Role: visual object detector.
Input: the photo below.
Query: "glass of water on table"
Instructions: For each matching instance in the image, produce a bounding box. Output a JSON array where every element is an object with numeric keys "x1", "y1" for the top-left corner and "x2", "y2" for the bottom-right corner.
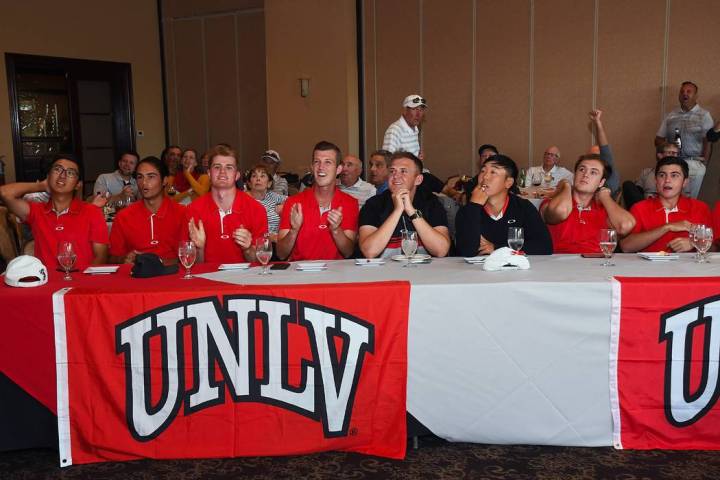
[
  {"x1": 599, "y1": 229, "x2": 617, "y2": 266},
  {"x1": 401, "y1": 229, "x2": 418, "y2": 267},
  {"x1": 178, "y1": 240, "x2": 197, "y2": 279},
  {"x1": 508, "y1": 227, "x2": 524, "y2": 252},
  {"x1": 255, "y1": 236, "x2": 273, "y2": 275},
  {"x1": 57, "y1": 241, "x2": 77, "y2": 281}
]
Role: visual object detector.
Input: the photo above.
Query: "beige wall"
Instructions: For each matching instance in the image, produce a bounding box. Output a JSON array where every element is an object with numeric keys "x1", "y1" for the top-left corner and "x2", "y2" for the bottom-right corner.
[
  {"x1": 264, "y1": 0, "x2": 358, "y2": 175},
  {"x1": 364, "y1": 0, "x2": 720, "y2": 184},
  {"x1": 162, "y1": 0, "x2": 267, "y2": 170},
  {"x1": 0, "y1": 1, "x2": 166, "y2": 182}
]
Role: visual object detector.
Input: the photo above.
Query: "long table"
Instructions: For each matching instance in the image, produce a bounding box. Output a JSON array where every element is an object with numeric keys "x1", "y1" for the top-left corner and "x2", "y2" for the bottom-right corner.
[{"x1": 2, "y1": 254, "x2": 718, "y2": 451}]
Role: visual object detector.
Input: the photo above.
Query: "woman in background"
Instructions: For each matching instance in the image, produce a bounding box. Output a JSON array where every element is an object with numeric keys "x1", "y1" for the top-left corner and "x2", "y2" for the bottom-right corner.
[
  {"x1": 167, "y1": 148, "x2": 209, "y2": 204},
  {"x1": 246, "y1": 164, "x2": 286, "y2": 242}
]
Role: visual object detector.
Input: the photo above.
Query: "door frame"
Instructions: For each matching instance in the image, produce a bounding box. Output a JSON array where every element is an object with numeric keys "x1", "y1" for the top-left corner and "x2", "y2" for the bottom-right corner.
[{"x1": 5, "y1": 53, "x2": 136, "y2": 182}]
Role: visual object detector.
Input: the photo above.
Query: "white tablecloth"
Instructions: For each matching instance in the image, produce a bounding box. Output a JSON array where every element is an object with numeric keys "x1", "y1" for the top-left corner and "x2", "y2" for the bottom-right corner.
[{"x1": 201, "y1": 254, "x2": 720, "y2": 446}]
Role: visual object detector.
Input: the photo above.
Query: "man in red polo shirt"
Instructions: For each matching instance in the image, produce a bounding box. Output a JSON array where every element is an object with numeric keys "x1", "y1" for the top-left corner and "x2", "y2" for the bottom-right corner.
[
  {"x1": 620, "y1": 157, "x2": 712, "y2": 253},
  {"x1": 109, "y1": 156, "x2": 185, "y2": 264},
  {"x1": 541, "y1": 154, "x2": 635, "y2": 253},
  {"x1": 0, "y1": 154, "x2": 108, "y2": 269},
  {"x1": 276, "y1": 141, "x2": 359, "y2": 261},
  {"x1": 185, "y1": 144, "x2": 268, "y2": 263}
]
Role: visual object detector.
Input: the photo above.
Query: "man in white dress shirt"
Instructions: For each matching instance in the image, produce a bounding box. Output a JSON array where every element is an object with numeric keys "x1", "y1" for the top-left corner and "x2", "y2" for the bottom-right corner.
[
  {"x1": 338, "y1": 155, "x2": 376, "y2": 208},
  {"x1": 526, "y1": 145, "x2": 573, "y2": 188}
]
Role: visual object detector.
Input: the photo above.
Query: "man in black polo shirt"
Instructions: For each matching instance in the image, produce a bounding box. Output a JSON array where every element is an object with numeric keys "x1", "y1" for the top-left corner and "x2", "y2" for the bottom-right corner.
[{"x1": 358, "y1": 152, "x2": 450, "y2": 258}]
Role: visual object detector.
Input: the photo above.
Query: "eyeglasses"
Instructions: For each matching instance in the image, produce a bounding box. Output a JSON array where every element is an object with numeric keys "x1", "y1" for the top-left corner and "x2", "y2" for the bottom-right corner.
[
  {"x1": 51, "y1": 165, "x2": 79, "y2": 178},
  {"x1": 543, "y1": 152, "x2": 559, "y2": 158},
  {"x1": 408, "y1": 97, "x2": 426, "y2": 106}
]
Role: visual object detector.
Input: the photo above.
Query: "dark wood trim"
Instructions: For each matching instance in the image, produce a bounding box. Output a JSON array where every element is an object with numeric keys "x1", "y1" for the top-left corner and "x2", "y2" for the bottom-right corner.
[
  {"x1": 5, "y1": 53, "x2": 136, "y2": 182},
  {"x1": 157, "y1": 0, "x2": 170, "y2": 147}
]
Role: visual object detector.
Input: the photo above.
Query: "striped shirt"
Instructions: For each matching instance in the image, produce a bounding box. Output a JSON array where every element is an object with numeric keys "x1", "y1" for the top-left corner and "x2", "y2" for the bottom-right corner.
[
  {"x1": 255, "y1": 191, "x2": 287, "y2": 233},
  {"x1": 382, "y1": 116, "x2": 420, "y2": 156},
  {"x1": 656, "y1": 104, "x2": 713, "y2": 158}
]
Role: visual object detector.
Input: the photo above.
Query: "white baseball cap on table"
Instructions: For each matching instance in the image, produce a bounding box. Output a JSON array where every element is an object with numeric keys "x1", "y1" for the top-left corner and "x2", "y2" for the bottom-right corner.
[
  {"x1": 483, "y1": 247, "x2": 530, "y2": 271},
  {"x1": 4, "y1": 255, "x2": 49, "y2": 288}
]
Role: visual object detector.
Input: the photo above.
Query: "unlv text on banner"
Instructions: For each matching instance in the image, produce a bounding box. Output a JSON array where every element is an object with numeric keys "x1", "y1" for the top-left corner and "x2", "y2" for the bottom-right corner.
[
  {"x1": 660, "y1": 295, "x2": 720, "y2": 427},
  {"x1": 115, "y1": 295, "x2": 375, "y2": 442}
]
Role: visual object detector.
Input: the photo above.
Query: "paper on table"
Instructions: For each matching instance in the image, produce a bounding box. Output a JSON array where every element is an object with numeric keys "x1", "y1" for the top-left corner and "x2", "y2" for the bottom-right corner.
[
  {"x1": 355, "y1": 258, "x2": 386, "y2": 266},
  {"x1": 218, "y1": 263, "x2": 251, "y2": 270},
  {"x1": 637, "y1": 252, "x2": 679, "y2": 261},
  {"x1": 83, "y1": 266, "x2": 120, "y2": 274},
  {"x1": 463, "y1": 256, "x2": 487, "y2": 264},
  {"x1": 297, "y1": 262, "x2": 328, "y2": 269}
]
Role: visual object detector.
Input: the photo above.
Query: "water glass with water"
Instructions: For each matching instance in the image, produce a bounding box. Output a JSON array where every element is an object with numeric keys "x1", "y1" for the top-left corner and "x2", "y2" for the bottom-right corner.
[
  {"x1": 508, "y1": 227, "x2": 524, "y2": 252},
  {"x1": 599, "y1": 229, "x2": 617, "y2": 266}
]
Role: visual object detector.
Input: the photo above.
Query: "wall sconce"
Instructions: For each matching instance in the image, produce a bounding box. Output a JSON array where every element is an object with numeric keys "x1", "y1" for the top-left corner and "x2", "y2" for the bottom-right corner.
[{"x1": 299, "y1": 78, "x2": 310, "y2": 98}]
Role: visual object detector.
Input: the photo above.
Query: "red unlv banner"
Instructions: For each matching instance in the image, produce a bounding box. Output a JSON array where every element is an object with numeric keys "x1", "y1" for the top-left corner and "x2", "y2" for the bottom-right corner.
[
  {"x1": 610, "y1": 276, "x2": 720, "y2": 449},
  {"x1": 52, "y1": 281, "x2": 409, "y2": 466}
]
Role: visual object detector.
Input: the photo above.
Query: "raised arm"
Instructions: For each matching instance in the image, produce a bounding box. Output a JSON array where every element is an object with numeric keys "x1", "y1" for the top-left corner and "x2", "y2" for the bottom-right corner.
[
  {"x1": 540, "y1": 180, "x2": 573, "y2": 225},
  {"x1": 590, "y1": 110, "x2": 608, "y2": 146},
  {"x1": 186, "y1": 172, "x2": 210, "y2": 196},
  {"x1": 0, "y1": 180, "x2": 47, "y2": 221},
  {"x1": 276, "y1": 202, "x2": 303, "y2": 260},
  {"x1": 595, "y1": 187, "x2": 635, "y2": 235}
]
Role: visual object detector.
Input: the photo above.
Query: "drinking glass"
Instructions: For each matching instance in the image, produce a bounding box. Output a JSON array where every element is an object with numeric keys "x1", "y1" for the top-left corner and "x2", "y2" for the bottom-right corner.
[
  {"x1": 543, "y1": 171, "x2": 553, "y2": 188},
  {"x1": 401, "y1": 229, "x2": 418, "y2": 268},
  {"x1": 693, "y1": 225, "x2": 713, "y2": 263},
  {"x1": 57, "y1": 241, "x2": 76, "y2": 281},
  {"x1": 599, "y1": 229, "x2": 617, "y2": 267},
  {"x1": 531, "y1": 171, "x2": 542, "y2": 187},
  {"x1": 689, "y1": 224, "x2": 701, "y2": 260},
  {"x1": 508, "y1": 227, "x2": 524, "y2": 252},
  {"x1": 255, "y1": 236, "x2": 273, "y2": 275},
  {"x1": 178, "y1": 241, "x2": 197, "y2": 279}
]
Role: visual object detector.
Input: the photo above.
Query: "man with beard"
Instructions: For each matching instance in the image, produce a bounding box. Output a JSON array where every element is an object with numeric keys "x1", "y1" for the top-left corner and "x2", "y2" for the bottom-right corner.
[{"x1": 92, "y1": 151, "x2": 139, "y2": 204}]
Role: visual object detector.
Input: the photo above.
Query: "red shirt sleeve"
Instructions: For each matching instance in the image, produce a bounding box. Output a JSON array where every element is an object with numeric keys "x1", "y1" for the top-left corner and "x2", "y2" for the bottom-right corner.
[
  {"x1": 694, "y1": 200, "x2": 713, "y2": 229},
  {"x1": 278, "y1": 195, "x2": 296, "y2": 231},
  {"x1": 25, "y1": 202, "x2": 41, "y2": 225},
  {"x1": 341, "y1": 195, "x2": 359, "y2": 231},
  {"x1": 88, "y1": 205, "x2": 109, "y2": 244},
  {"x1": 108, "y1": 214, "x2": 128, "y2": 257},
  {"x1": 629, "y1": 202, "x2": 646, "y2": 234}
]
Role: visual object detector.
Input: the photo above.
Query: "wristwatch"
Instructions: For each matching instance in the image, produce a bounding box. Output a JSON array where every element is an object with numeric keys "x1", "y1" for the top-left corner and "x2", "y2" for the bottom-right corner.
[{"x1": 409, "y1": 210, "x2": 423, "y2": 221}]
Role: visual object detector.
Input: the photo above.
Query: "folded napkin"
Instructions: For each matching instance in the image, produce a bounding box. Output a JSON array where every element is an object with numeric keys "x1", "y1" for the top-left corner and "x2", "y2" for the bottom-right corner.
[{"x1": 483, "y1": 247, "x2": 530, "y2": 271}]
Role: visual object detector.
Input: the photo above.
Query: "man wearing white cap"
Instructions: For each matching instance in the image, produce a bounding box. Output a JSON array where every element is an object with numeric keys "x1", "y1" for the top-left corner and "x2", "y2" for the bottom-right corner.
[
  {"x1": 382, "y1": 94, "x2": 427, "y2": 157},
  {"x1": 260, "y1": 150, "x2": 288, "y2": 196}
]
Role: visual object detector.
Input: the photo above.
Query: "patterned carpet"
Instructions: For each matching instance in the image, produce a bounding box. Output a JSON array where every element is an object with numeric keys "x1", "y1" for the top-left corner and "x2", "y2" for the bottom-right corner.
[{"x1": 3, "y1": 437, "x2": 720, "y2": 480}]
